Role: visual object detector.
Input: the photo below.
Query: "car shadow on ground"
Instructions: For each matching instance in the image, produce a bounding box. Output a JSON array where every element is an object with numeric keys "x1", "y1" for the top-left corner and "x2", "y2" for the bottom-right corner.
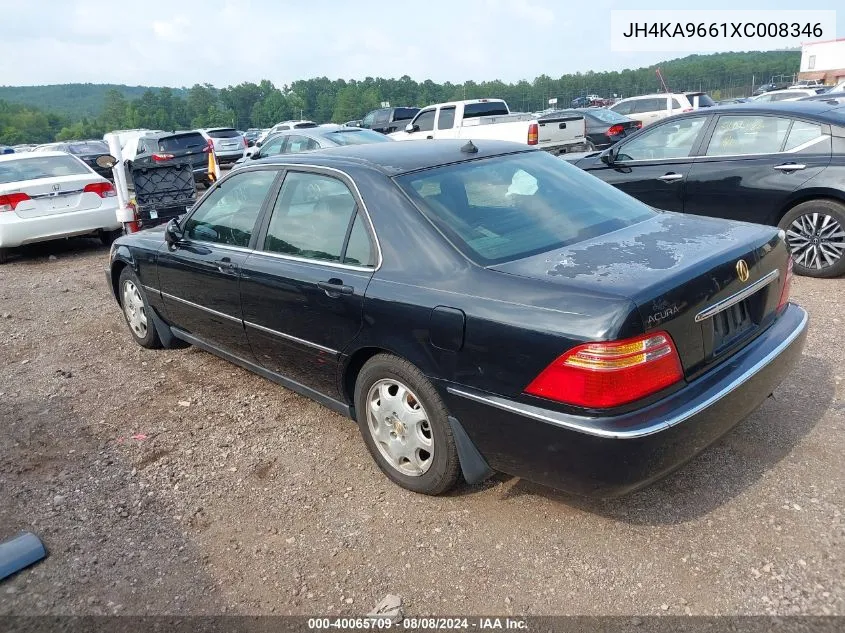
[
  {"x1": 485, "y1": 354, "x2": 835, "y2": 524},
  {"x1": 1, "y1": 237, "x2": 110, "y2": 266}
]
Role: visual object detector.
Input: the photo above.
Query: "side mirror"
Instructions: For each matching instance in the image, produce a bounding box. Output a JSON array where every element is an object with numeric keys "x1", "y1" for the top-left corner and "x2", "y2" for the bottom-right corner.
[
  {"x1": 247, "y1": 140, "x2": 255, "y2": 147},
  {"x1": 600, "y1": 148, "x2": 616, "y2": 165},
  {"x1": 405, "y1": 122, "x2": 416, "y2": 133},
  {"x1": 95, "y1": 154, "x2": 117, "y2": 169},
  {"x1": 250, "y1": 151, "x2": 260, "y2": 160},
  {"x1": 164, "y1": 218, "x2": 183, "y2": 246}
]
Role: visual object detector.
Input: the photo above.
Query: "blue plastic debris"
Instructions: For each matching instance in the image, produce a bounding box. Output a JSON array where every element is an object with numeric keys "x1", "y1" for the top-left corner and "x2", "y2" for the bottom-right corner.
[{"x1": 0, "y1": 532, "x2": 47, "y2": 581}]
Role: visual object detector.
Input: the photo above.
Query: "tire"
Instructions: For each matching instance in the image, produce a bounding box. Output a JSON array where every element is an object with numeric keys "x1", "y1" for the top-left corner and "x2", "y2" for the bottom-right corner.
[
  {"x1": 778, "y1": 199, "x2": 845, "y2": 278},
  {"x1": 0, "y1": 248, "x2": 8, "y2": 265},
  {"x1": 117, "y1": 267, "x2": 161, "y2": 349},
  {"x1": 354, "y1": 354, "x2": 460, "y2": 495},
  {"x1": 100, "y1": 229, "x2": 122, "y2": 247},
  {"x1": 586, "y1": 140, "x2": 597, "y2": 152}
]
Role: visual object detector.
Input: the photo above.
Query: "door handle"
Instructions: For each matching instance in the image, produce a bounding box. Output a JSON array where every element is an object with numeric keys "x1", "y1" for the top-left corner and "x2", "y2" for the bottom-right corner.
[
  {"x1": 558, "y1": 122, "x2": 566, "y2": 129},
  {"x1": 426, "y1": 135, "x2": 433, "y2": 140},
  {"x1": 773, "y1": 163, "x2": 806, "y2": 172},
  {"x1": 217, "y1": 257, "x2": 237, "y2": 274},
  {"x1": 658, "y1": 173, "x2": 684, "y2": 182},
  {"x1": 318, "y1": 280, "x2": 353, "y2": 297}
]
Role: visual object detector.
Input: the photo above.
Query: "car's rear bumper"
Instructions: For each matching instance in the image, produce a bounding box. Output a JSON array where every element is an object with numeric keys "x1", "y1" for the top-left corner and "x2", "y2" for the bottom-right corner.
[
  {"x1": 215, "y1": 151, "x2": 244, "y2": 164},
  {"x1": 442, "y1": 304, "x2": 808, "y2": 497},
  {"x1": 0, "y1": 203, "x2": 121, "y2": 248}
]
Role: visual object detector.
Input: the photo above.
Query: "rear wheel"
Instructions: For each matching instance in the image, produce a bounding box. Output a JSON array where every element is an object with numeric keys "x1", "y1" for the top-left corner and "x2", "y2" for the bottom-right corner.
[
  {"x1": 100, "y1": 229, "x2": 122, "y2": 246},
  {"x1": 779, "y1": 199, "x2": 845, "y2": 278},
  {"x1": 118, "y1": 267, "x2": 161, "y2": 349},
  {"x1": 354, "y1": 354, "x2": 460, "y2": 495}
]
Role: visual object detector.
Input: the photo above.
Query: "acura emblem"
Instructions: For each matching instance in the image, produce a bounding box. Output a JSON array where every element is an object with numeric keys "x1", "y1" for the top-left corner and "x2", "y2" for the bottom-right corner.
[
  {"x1": 52, "y1": 184, "x2": 60, "y2": 191},
  {"x1": 736, "y1": 259, "x2": 750, "y2": 283}
]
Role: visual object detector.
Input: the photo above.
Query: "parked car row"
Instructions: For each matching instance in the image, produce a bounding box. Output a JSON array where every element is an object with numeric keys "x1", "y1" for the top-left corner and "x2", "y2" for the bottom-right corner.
[{"x1": 566, "y1": 101, "x2": 845, "y2": 277}]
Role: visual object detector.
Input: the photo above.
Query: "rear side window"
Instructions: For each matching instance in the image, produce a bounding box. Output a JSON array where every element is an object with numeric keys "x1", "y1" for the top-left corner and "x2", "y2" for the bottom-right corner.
[
  {"x1": 584, "y1": 108, "x2": 629, "y2": 123},
  {"x1": 325, "y1": 130, "x2": 391, "y2": 146},
  {"x1": 438, "y1": 106, "x2": 456, "y2": 130},
  {"x1": 159, "y1": 133, "x2": 206, "y2": 152},
  {"x1": 670, "y1": 99, "x2": 682, "y2": 110},
  {"x1": 283, "y1": 135, "x2": 320, "y2": 153},
  {"x1": 691, "y1": 94, "x2": 716, "y2": 107},
  {"x1": 207, "y1": 129, "x2": 240, "y2": 138},
  {"x1": 392, "y1": 107, "x2": 419, "y2": 121},
  {"x1": 396, "y1": 151, "x2": 654, "y2": 265},
  {"x1": 0, "y1": 155, "x2": 89, "y2": 184},
  {"x1": 610, "y1": 101, "x2": 633, "y2": 115},
  {"x1": 706, "y1": 116, "x2": 791, "y2": 156},
  {"x1": 463, "y1": 102, "x2": 509, "y2": 118},
  {"x1": 784, "y1": 120, "x2": 825, "y2": 151},
  {"x1": 264, "y1": 172, "x2": 365, "y2": 265}
]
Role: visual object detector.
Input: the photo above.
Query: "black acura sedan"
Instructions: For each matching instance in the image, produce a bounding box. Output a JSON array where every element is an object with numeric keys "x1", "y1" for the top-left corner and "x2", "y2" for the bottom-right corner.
[
  {"x1": 106, "y1": 140, "x2": 807, "y2": 497},
  {"x1": 541, "y1": 108, "x2": 641, "y2": 150},
  {"x1": 568, "y1": 101, "x2": 845, "y2": 278}
]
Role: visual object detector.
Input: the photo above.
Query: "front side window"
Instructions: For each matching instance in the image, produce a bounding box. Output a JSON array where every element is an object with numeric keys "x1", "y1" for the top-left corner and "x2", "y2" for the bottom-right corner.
[
  {"x1": 616, "y1": 116, "x2": 707, "y2": 161},
  {"x1": 264, "y1": 171, "x2": 372, "y2": 266},
  {"x1": 610, "y1": 101, "x2": 633, "y2": 115},
  {"x1": 413, "y1": 109, "x2": 436, "y2": 132},
  {"x1": 362, "y1": 111, "x2": 377, "y2": 128},
  {"x1": 396, "y1": 151, "x2": 655, "y2": 265},
  {"x1": 259, "y1": 135, "x2": 285, "y2": 157},
  {"x1": 373, "y1": 109, "x2": 390, "y2": 126},
  {"x1": 183, "y1": 170, "x2": 278, "y2": 247},
  {"x1": 705, "y1": 116, "x2": 791, "y2": 156}
]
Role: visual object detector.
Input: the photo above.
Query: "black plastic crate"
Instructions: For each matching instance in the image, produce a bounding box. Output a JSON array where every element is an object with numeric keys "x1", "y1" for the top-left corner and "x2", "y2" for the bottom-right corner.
[{"x1": 129, "y1": 160, "x2": 197, "y2": 228}]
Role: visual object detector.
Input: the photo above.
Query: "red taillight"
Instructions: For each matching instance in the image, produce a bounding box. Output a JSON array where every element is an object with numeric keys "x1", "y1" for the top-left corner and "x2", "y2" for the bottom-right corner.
[
  {"x1": 242, "y1": 136, "x2": 248, "y2": 148},
  {"x1": 0, "y1": 192, "x2": 31, "y2": 212},
  {"x1": 83, "y1": 182, "x2": 116, "y2": 198},
  {"x1": 777, "y1": 256, "x2": 793, "y2": 312},
  {"x1": 152, "y1": 153, "x2": 174, "y2": 162},
  {"x1": 607, "y1": 124, "x2": 625, "y2": 136},
  {"x1": 203, "y1": 139, "x2": 214, "y2": 153},
  {"x1": 527, "y1": 123, "x2": 538, "y2": 145},
  {"x1": 525, "y1": 331, "x2": 683, "y2": 409}
]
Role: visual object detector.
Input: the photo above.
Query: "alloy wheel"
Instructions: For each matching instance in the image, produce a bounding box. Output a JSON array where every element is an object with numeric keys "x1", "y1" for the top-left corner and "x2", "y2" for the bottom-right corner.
[{"x1": 785, "y1": 212, "x2": 845, "y2": 271}]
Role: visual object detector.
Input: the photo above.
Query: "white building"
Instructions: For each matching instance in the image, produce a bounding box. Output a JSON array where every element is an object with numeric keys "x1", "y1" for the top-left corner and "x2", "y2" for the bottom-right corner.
[{"x1": 799, "y1": 38, "x2": 845, "y2": 85}]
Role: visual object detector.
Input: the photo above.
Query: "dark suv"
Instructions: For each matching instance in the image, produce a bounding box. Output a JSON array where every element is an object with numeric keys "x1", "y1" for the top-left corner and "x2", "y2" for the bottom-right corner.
[
  {"x1": 131, "y1": 131, "x2": 210, "y2": 184},
  {"x1": 360, "y1": 107, "x2": 420, "y2": 134}
]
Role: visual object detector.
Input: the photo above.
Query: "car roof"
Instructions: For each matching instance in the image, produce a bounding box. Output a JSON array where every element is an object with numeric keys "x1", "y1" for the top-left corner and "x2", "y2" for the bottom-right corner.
[
  {"x1": 251, "y1": 139, "x2": 534, "y2": 176},
  {"x1": 262, "y1": 126, "x2": 381, "y2": 143},
  {"x1": 0, "y1": 150, "x2": 72, "y2": 162},
  {"x1": 708, "y1": 100, "x2": 845, "y2": 117}
]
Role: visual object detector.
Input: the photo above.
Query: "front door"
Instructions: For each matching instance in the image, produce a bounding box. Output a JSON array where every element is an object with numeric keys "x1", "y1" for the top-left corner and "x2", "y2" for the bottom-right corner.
[
  {"x1": 240, "y1": 169, "x2": 377, "y2": 399},
  {"x1": 157, "y1": 168, "x2": 280, "y2": 359},
  {"x1": 582, "y1": 115, "x2": 709, "y2": 212},
  {"x1": 684, "y1": 114, "x2": 831, "y2": 224}
]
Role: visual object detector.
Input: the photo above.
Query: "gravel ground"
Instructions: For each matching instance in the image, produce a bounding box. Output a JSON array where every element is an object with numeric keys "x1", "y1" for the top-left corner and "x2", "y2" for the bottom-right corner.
[{"x1": 0, "y1": 238, "x2": 843, "y2": 617}]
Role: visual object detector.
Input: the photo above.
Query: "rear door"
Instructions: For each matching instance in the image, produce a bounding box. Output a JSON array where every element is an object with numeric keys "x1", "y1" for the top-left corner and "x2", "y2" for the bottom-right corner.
[
  {"x1": 582, "y1": 115, "x2": 710, "y2": 211},
  {"x1": 435, "y1": 106, "x2": 458, "y2": 139},
  {"x1": 684, "y1": 114, "x2": 831, "y2": 224},
  {"x1": 157, "y1": 168, "x2": 280, "y2": 359},
  {"x1": 240, "y1": 169, "x2": 377, "y2": 399}
]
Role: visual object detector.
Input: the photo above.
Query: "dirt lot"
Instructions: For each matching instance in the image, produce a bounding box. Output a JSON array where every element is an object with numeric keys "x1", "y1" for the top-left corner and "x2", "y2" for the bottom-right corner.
[{"x1": 0, "y1": 238, "x2": 843, "y2": 617}]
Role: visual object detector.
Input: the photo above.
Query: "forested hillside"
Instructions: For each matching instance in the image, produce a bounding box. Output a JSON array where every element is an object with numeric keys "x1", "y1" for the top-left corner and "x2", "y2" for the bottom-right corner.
[{"x1": 0, "y1": 50, "x2": 800, "y2": 145}]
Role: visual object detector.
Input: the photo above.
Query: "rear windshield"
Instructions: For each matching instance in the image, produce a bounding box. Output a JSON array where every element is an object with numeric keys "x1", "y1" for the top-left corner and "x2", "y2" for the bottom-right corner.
[
  {"x1": 396, "y1": 151, "x2": 655, "y2": 265},
  {"x1": 324, "y1": 129, "x2": 391, "y2": 146},
  {"x1": 0, "y1": 155, "x2": 89, "y2": 184},
  {"x1": 392, "y1": 108, "x2": 419, "y2": 121},
  {"x1": 68, "y1": 141, "x2": 109, "y2": 155},
  {"x1": 293, "y1": 122, "x2": 319, "y2": 129},
  {"x1": 207, "y1": 129, "x2": 240, "y2": 138},
  {"x1": 463, "y1": 102, "x2": 510, "y2": 118},
  {"x1": 159, "y1": 133, "x2": 207, "y2": 151},
  {"x1": 583, "y1": 108, "x2": 630, "y2": 123}
]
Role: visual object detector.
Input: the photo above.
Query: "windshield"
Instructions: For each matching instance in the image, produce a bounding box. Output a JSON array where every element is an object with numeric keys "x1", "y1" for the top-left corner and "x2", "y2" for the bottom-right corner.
[
  {"x1": 0, "y1": 155, "x2": 90, "y2": 184},
  {"x1": 159, "y1": 133, "x2": 207, "y2": 151},
  {"x1": 396, "y1": 151, "x2": 655, "y2": 265},
  {"x1": 325, "y1": 129, "x2": 391, "y2": 146},
  {"x1": 583, "y1": 108, "x2": 630, "y2": 123},
  {"x1": 68, "y1": 141, "x2": 109, "y2": 155}
]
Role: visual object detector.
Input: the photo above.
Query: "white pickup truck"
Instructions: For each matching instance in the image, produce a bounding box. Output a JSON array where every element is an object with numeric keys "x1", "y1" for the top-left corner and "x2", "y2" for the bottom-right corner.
[{"x1": 387, "y1": 99, "x2": 588, "y2": 154}]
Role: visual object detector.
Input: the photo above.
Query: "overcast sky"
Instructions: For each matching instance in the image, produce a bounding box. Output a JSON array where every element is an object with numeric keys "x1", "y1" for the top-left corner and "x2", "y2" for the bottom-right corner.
[{"x1": 0, "y1": 0, "x2": 841, "y2": 88}]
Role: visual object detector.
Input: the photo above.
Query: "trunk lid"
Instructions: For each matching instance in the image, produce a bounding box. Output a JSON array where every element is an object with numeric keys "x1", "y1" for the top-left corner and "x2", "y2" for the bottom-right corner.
[
  {"x1": 8, "y1": 174, "x2": 106, "y2": 218},
  {"x1": 490, "y1": 212, "x2": 788, "y2": 378}
]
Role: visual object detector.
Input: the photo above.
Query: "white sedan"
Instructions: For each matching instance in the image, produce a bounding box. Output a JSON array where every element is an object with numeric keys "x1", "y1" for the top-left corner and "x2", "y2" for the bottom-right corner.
[{"x1": 0, "y1": 151, "x2": 121, "y2": 264}]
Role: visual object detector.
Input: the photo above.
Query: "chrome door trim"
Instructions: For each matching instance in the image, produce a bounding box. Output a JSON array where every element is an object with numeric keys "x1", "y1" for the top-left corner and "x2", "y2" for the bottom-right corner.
[
  {"x1": 244, "y1": 320, "x2": 338, "y2": 355},
  {"x1": 160, "y1": 291, "x2": 242, "y2": 324}
]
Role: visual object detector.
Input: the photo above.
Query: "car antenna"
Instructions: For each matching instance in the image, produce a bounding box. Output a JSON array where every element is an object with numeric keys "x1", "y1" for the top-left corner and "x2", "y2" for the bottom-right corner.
[{"x1": 460, "y1": 140, "x2": 478, "y2": 154}]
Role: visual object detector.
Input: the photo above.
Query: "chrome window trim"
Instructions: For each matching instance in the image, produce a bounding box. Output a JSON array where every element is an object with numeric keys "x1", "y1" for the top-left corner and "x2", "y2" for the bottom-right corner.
[
  {"x1": 252, "y1": 163, "x2": 384, "y2": 271},
  {"x1": 244, "y1": 320, "x2": 338, "y2": 355},
  {"x1": 694, "y1": 270, "x2": 780, "y2": 323},
  {"x1": 247, "y1": 249, "x2": 375, "y2": 273},
  {"x1": 160, "y1": 291, "x2": 241, "y2": 324},
  {"x1": 447, "y1": 307, "x2": 807, "y2": 440},
  {"x1": 183, "y1": 241, "x2": 254, "y2": 254}
]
